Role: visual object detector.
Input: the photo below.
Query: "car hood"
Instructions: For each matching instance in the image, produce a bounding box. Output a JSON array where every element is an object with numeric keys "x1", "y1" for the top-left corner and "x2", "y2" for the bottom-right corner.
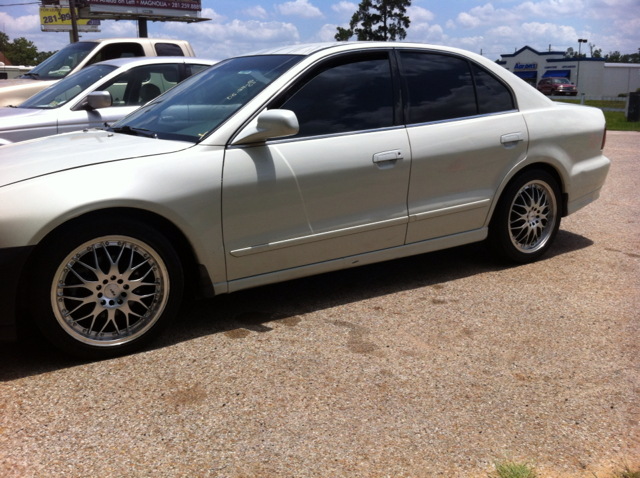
[
  {"x1": 0, "y1": 130, "x2": 194, "y2": 188},
  {"x1": 0, "y1": 78, "x2": 41, "y2": 88}
]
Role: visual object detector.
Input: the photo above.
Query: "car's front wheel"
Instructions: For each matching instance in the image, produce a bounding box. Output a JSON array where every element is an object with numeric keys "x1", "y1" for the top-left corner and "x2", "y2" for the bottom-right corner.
[
  {"x1": 29, "y1": 219, "x2": 184, "y2": 359},
  {"x1": 489, "y1": 170, "x2": 561, "y2": 263}
]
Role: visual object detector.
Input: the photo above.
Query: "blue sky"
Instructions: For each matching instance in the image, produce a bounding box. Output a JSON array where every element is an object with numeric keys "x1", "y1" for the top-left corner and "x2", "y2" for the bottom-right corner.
[{"x1": 1, "y1": 0, "x2": 639, "y2": 62}]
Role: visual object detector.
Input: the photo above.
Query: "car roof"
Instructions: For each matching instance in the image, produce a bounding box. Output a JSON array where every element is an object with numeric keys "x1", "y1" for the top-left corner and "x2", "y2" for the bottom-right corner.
[
  {"x1": 77, "y1": 38, "x2": 190, "y2": 45},
  {"x1": 94, "y1": 57, "x2": 217, "y2": 68},
  {"x1": 238, "y1": 41, "x2": 472, "y2": 58}
]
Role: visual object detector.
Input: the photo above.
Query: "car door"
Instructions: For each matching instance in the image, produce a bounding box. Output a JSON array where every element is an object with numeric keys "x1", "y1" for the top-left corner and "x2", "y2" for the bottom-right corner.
[
  {"x1": 396, "y1": 51, "x2": 529, "y2": 244},
  {"x1": 222, "y1": 51, "x2": 412, "y2": 280},
  {"x1": 57, "y1": 63, "x2": 183, "y2": 134}
]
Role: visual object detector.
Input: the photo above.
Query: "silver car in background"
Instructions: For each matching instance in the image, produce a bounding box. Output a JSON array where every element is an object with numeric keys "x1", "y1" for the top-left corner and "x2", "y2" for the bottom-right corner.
[
  {"x1": 0, "y1": 42, "x2": 610, "y2": 359},
  {"x1": 0, "y1": 57, "x2": 216, "y2": 145}
]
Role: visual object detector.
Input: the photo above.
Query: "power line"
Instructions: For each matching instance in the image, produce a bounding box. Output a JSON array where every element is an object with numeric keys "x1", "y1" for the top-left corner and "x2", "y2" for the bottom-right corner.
[{"x1": 0, "y1": 2, "x2": 41, "y2": 6}]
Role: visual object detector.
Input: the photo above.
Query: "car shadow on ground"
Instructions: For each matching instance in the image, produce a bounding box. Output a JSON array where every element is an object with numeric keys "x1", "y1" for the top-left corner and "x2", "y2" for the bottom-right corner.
[{"x1": 0, "y1": 229, "x2": 593, "y2": 381}]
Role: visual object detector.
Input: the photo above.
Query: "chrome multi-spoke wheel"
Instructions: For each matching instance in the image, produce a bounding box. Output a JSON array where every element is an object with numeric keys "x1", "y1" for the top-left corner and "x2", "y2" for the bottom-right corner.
[
  {"x1": 508, "y1": 180, "x2": 557, "y2": 253},
  {"x1": 52, "y1": 236, "x2": 170, "y2": 347},
  {"x1": 489, "y1": 170, "x2": 562, "y2": 263},
  {"x1": 31, "y1": 220, "x2": 183, "y2": 359}
]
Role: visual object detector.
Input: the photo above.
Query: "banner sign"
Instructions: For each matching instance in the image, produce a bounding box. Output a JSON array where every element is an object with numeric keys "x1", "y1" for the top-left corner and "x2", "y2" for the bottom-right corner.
[
  {"x1": 86, "y1": 0, "x2": 201, "y2": 11},
  {"x1": 40, "y1": 7, "x2": 101, "y2": 31}
]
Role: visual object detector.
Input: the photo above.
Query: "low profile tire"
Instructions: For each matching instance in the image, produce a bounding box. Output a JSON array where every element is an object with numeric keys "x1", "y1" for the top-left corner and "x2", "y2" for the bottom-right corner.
[
  {"x1": 489, "y1": 170, "x2": 562, "y2": 264},
  {"x1": 29, "y1": 219, "x2": 184, "y2": 359}
]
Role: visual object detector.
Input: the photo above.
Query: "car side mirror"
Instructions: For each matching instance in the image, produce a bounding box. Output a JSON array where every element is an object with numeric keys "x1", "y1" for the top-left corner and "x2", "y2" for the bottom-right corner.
[
  {"x1": 231, "y1": 109, "x2": 299, "y2": 145},
  {"x1": 85, "y1": 91, "x2": 112, "y2": 110}
]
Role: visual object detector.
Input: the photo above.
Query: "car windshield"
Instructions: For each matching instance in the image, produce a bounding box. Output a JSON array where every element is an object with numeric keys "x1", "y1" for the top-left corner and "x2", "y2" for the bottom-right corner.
[
  {"x1": 554, "y1": 79, "x2": 572, "y2": 84},
  {"x1": 19, "y1": 64, "x2": 117, "y2": 109},
  {"x1": 110, "y1": 55, "x2": 303, "y2": 143},
  {"x1": 22, "y1": 42, "x2": 98, "y2": 81}
]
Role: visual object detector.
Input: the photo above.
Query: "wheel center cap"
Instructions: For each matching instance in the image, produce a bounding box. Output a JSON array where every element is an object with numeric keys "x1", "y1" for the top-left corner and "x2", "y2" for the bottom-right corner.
[{"x1": 104, "y1": 284, "x2": 121, "y2": 298}]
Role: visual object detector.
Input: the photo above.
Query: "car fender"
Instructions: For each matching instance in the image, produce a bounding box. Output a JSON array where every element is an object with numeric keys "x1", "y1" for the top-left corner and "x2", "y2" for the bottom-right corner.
[
  {"x1": 0, "y1": 144, "x2": 227, "y2": 288},
  {"x1": 485, "y1": 104, "x2": 609, "y2": 225}
]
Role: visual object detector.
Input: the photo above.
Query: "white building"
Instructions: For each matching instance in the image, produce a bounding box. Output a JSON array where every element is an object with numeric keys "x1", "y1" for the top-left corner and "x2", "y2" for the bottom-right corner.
[{"x1": 498, "y1": 46, "x2": 640, "y2": 97}]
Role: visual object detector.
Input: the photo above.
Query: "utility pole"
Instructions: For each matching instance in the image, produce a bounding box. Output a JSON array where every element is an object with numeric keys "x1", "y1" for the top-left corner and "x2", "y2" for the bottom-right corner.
[{"x1": 68, "y1": 0, "x2": 80, "y2": 43}]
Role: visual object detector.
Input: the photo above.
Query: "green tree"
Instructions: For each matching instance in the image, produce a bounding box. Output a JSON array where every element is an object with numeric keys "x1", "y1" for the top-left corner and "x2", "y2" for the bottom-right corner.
[
  {"x1": 35, "y1": 50, "x2": 57, "y2": 64},
  {"x1": 335, "y1": 0, "x2": 411, "y2": 42},
  {"x1": 605, "y1": 48, "x2": 640, "y2": 63},
  {"x1": 4, "y1": 37, "x2": 39, "y2": 66},
  {"x1": 564, "y1": 47, "x2": 586, "y2": 59}
]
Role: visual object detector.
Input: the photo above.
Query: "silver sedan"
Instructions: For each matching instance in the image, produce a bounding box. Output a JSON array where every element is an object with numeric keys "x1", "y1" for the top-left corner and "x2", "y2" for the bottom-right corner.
[
  {"x1": 0, "y1": 56, "x2": 216, "y2": 145},
  {"x1": 0, "y1": 42, "x2": 610, "y2": 359}
]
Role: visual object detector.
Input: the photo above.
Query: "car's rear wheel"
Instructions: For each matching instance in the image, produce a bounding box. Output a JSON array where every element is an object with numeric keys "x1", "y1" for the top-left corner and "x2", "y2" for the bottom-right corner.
[
  {"x1": 489, "y1": 170, "x2": 561, "y2": 263},
  {"x1": 29, "y1": 219, "x2": 184, "y2": 359}
]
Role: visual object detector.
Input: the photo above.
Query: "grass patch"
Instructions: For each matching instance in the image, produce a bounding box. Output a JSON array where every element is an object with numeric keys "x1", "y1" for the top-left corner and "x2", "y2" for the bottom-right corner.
[
  {"x1": 610, "y1": 463, "x2": 640, "y2": 478},
  {"x1": 554, "y1": 99, "x2": 625, "y2": 109},
  {"x1": 603, "y1": 111, "x2": 640, "y2": 132},
  {"x1": 489, "y1": 457, "x2": 538, "y2": 478}
]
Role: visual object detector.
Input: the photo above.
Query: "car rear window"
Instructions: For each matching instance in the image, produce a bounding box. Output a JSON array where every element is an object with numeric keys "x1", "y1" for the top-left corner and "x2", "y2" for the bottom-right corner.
[
  {"x1": 155, "y1": 43, "x2": 185, "y2": 56},
  {"x1": 399, "y1": 51, "x2": 515, "y2": 124}
]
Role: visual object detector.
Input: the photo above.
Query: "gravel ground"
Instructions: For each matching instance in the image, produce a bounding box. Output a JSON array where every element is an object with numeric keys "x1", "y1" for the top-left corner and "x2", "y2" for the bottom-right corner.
[{"x1": 1, "y1": 132, "x2": 638, "y2": 478}]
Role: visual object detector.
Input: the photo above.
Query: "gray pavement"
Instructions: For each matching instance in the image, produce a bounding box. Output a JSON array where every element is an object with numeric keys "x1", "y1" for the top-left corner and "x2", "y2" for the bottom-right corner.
[{"x1": 1, "y1": 131, "x2": 638, "y2": 477}]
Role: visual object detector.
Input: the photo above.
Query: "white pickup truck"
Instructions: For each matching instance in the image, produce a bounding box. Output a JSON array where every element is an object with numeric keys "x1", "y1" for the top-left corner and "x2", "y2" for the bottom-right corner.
[{"x1": 0, "y1": 38, "x2": 195, "y2": 106}]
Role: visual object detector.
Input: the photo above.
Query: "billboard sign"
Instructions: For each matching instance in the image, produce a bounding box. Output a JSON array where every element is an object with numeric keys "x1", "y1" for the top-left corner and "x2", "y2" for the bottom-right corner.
[
  {"x1": 87, "y1": 0, "x2": 201, "y2": 12},
  {"x1": 40, "y1": 7, "x2": 101, "y2": 32}
]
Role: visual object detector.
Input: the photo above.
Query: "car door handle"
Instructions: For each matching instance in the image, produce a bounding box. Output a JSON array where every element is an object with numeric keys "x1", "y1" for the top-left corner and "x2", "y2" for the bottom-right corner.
[
  {"x1": 500, "y1": 133, "x2": 524, "y2": 144},
  {"x1": 373, "y1": 150, "x2": 403, "y2": 163}
]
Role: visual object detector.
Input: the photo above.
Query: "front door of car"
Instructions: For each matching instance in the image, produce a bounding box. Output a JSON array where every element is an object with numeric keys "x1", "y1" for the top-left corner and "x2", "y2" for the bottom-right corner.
[
  {"x1": 396, "y1": 51, "x2": 529, "y2": 244},
  {"x1": 222, "y1": 52, "x2": 412, "y2": 281},
  {"x1": 57, "y1": 63, "x2": 182, "y2": 134}
]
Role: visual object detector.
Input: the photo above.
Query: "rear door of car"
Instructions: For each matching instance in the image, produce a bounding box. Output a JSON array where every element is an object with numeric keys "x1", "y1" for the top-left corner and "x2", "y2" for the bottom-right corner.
[
  {"x1": 397, "y1": 50, "x2": 529, "y2": 244},
  {"x1": 221, "y1": 51, "x2": 412, "y2": 280}
]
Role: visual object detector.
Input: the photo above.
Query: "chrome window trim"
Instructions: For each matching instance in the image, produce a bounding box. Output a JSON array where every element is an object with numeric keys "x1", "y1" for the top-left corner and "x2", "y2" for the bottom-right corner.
[
  {"x1": 228, "y1": 125, "x2": 407, "y2": 149},
  {"x1": 405, "y1": 109, "x2": 519, "y2": 129}
]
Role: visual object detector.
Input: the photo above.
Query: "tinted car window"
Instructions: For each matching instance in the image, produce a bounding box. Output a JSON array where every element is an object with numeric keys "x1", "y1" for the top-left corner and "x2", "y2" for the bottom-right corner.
[
  {"x1": 399, "y1": 52, "x2": 476, "y2": 124},
  {"x1": 112, "y1": 55, "x2": 302, "y2": 143},
  {"x1": 86, "y1": 43, "x2": 146, "y2": 66},
  {"x1": 186, "y1": 64, "x2": 211, "y2": 77},
  {"x1": 471, "y1": 64, "x2": 514, "y2": 114},
  {"x1": 97, "y1": 64, "x2": 181, "y2": 106},
  {"x1": 155, "y1": 43, "x2": 185, "y2": 56},
  {"x1": 19, "y1": 64, "x2": 117, "y2": 109},
  {"x1": 25, "y1": 42, "x2": 98, "y2": 80},
  {"x1": 279, "y1": 55, "x2": 394, "y2": 138}
]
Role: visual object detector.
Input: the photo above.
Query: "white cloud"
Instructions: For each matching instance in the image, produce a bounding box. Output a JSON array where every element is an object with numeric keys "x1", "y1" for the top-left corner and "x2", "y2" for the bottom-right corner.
[
  {"x1": 165, "y1": 18, "x2": 300, "y2": 59},
  {"x1": 242, "y1": 6, "x2": 269, "y2": 19},
  {"x1": 275, "y1": 0, "x2": 323, "y2": 18},
  {"x1": 407, "y1": 23, "x2": 446, "y2": 44},
  {"x1": 200, "y1": 8, "x2": 227, "y2": 23},
  {"x1": 315, "y1": 23, "x2": 340, "y2": 41},
  {"x1": 446, "y1": 19, "x2": 456, "y2": 29},
  {"x1": 101, "y1": 20, "x2": 138, "y2": 38},
  {"x1": 331, "y1": 1, "x2": 357, "y2": 17},
  {"x1": 407, "y1": 6, "x2": 435, "y2": 23}
]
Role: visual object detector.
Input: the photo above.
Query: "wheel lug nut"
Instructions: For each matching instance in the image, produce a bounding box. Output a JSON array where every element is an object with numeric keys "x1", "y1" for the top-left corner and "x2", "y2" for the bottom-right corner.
[
  {"x1": 117, "y1": 279, "x2": 123, "y2": 284},
  {"x1": 117, "y1": 299, "x2": 123, "y2": 305},
  {"x1": 123, "y1": 285, "x2": 129, "y2": 290},
  {"x1": 122, "y1": 292, "x2": 127, "y2": 297},
  {"x1": 100, "y1": 300, "x2": 106, "y2": 305},
  {"x1": 98, "y1": 293, "x2": 103, "y2": 298},
  {"x1": 96, "y1": 285, "x2": 102, "y2": 290},
  {"x1": 109, "y1": 300, "x2": 114, "y2": 306},
  {"x1": 110, "y1": 275, "x2": 116, "y2": 280},
  {"x1": 103, "y1": 280, "x2": 108, "y2": 284}
]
